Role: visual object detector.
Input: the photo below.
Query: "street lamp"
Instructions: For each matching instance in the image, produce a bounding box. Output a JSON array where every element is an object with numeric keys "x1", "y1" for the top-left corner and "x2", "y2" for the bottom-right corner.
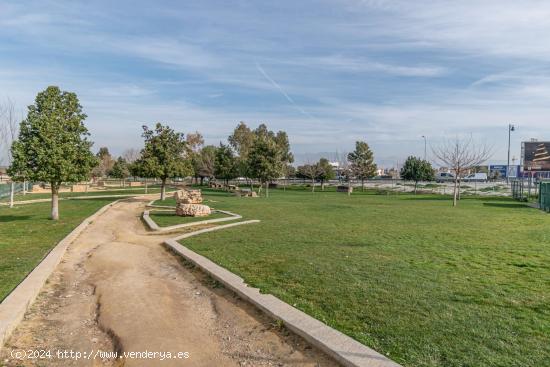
[
  {"x1": 507, "y1": 124, "x2": 516, "y2": 183},
  {"x1": 421, "y1": 135, "x2": 427, "y2": 160}
]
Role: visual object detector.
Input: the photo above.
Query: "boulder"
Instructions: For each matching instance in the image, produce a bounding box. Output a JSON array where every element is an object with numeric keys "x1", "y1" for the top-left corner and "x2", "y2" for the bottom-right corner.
[
  {"x1": 174, "y1": 189, "x2": 211, "y2": 216},
  {"x1": 174, "y1": 189, "x2": 203, "y2": 204},
  {"x1": 175, "y1": 204, "x2": 211, "y2": 217}
]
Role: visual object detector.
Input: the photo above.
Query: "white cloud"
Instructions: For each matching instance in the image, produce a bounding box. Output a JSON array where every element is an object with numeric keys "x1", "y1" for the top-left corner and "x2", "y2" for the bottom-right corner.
[{"x1": 307, "y1": 55, "x2": 448, "y2": 77}]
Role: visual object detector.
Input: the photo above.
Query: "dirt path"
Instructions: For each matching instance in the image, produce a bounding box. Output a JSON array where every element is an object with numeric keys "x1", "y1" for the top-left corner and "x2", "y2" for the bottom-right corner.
[{"x1": 1, "y1": 198, "x2": 337, "y2": 367}]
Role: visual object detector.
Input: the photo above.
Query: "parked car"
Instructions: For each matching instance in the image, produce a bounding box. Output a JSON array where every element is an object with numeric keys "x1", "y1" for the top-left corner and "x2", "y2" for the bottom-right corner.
[
  {"x1": 462, "y1": 173, "x2": 488, "y2": 182},
  {"x1": 435, "y1": 172, "x2": 455, "y2": 182}
]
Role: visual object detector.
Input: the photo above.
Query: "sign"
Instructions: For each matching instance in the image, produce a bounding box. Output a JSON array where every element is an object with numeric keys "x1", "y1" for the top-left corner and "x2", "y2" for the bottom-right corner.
[
  {"x1": 522, "y1": 141, "x2": 550, "y2": 171},
  {"x1": 489, "y1": 165, "x2": 519, "y2": 178}
]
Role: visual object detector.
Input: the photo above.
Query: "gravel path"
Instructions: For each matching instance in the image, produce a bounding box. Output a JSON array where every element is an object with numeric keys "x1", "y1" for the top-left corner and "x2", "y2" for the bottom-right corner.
[{"x1": 1, "y1": 197, "x2": 336, "y2": 367}]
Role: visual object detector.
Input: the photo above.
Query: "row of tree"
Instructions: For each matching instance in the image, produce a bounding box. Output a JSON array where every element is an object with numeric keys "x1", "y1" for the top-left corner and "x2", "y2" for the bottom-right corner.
[{"x1": 4, "y1": 85, "x2": 487, "y2": 220}]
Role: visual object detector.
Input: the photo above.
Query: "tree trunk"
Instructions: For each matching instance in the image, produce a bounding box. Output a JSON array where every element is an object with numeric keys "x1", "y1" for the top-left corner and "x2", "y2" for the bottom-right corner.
[
  {"x1": 9, "y1": 181, "x2": 14, "y2": 208},
  {"x1": 51, "y1": 184, "x2": 59, "y2": 220},
  {"x1": 361, "y1": 178, "x2": 365, "y2": 191},
  {"x1": 23, "y1": 180, "x2": 27, "y2": 195},
  {"x1": 266, "y1": 181, "x2": 269, "y2": 198},
  {"x1": 458, "y1": 179, "x2": 462, "y2": 200},
  {"x1": 453, "y1": 178, "x2": 458, "y2": 207},
  {"x1": 160, "y1": 178, "x2": 166, "y2": 200},
  {"x1": 144, "y1": 178, "x2": 148, "y2": 194},
  {"x1": 414, "y1": 181, "x2": 418, "y2": 194},
  {"x1": 311, "y1": 178, "x2": 315, "y2": 192},
  {"x1": 200, "y1": 177, "x2": 204, "y2": 186},
  {"x1": 321, "y1": 180, "x2": 325, "y2": 191}
]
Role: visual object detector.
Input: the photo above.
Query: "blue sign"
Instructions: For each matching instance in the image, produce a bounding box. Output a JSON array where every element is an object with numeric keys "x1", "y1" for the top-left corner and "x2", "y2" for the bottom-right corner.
[{"x1": 489, "y1": 165, "x2": 519, "y2": 178}]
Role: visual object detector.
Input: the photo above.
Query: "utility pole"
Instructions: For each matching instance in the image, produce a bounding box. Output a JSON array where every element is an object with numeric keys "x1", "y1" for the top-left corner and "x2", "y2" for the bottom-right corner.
[
  {"x1": 422, "y1": 135, "x2": 427, "y2": 160},
  {"x1": 507, "y1": 124, "x2": 515, "y2": 184}
]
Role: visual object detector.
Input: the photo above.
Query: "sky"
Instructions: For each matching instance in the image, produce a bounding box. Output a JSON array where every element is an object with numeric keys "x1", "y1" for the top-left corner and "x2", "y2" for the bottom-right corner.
[{"x1": 1, "y1": 0, "x2": 550, "y2": 166}]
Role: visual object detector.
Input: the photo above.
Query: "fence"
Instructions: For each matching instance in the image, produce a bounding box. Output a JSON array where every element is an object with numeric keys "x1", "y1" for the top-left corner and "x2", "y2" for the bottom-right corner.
[
  {"x1": 539, "y1": 182, "x2": 550, "y2": 212},
  {"x1": 0, "y1": 182, "x2": 33, "y2": 200},
  {"x1": 511, "y1": 180, "x2": 525, "y2": 201}
]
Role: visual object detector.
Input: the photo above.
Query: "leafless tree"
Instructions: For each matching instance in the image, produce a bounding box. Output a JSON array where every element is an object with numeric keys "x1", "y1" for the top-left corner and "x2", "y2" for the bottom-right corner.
[
  {"x1": 297, "y1": 160, "x2": 321, "y2": 192},
  {"x1": 0, "y1": 98, "x2": 18, "y2": 163},
  {"x1": 432, "y1": 137, "x2": 492, "y2": 206},
  {"x1": 121, "y1": 148, "x2": 140, "y2": 163},
  {"x1": 335, "y1": 150, "x2": 352, "y2": 195},
  {"x1": 0, "y1": 98, "x2": 20, "y2": 207}
]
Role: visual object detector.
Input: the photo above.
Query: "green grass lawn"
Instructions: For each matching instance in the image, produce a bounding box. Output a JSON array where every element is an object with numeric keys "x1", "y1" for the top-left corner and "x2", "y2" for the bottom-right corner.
[
  {"x1": 148, "y1": 210, "x2": 230, "y2": 227},
  {"x1": 180, "y1": 187, "x2": 550, "y2": 367},
  {"x1": 0, "y1": 197, "x2": 118, "y2": 301}
]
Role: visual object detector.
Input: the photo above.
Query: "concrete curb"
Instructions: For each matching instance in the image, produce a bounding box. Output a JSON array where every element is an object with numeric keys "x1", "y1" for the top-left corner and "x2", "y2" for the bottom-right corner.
[
  {"x1": 0, "y1": 199, "x2": 121, "y2": 350},
  {"x1": 142, "y1": 209, "x2": 242, "y2": 232},
  {"x1": 145, "y1": 198, "x2": 177, "y2": 209},
  {"x1": 164, "y1": 225, "x2": 402, "y2": 367}
]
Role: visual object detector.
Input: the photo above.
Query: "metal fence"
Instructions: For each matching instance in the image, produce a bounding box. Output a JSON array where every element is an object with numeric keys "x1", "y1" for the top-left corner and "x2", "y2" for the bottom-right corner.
[
  {"x1": 0, "y1": 182, "x2": 33, "y2": 200},
  {"x1": 539, "y1": 182, "x2": 550, "y2": 212},
  {"x1": 511, "y1": 180, "x2": 525, "y2": 201}
]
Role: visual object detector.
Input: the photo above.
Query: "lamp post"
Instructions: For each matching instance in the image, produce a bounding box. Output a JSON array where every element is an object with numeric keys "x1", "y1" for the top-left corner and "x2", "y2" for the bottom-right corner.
[
  {"x1": 507, "y1": 124, "x2": 515, "y2": 183},
  {"x1": 421, "y1": 135, "x2": 427, "y2": 160}
]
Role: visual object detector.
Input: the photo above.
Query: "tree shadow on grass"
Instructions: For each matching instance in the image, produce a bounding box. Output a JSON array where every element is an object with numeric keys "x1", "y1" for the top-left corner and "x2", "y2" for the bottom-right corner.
[
  {"x1": 403, "y1": 195, "x2": 514, "y2": 203},
  {"x1": 482, "y1": 202, "x2": 532, "y2": 209},
  {"x1": 0, "y1": 215, "x2": 32, "y2": 222}
]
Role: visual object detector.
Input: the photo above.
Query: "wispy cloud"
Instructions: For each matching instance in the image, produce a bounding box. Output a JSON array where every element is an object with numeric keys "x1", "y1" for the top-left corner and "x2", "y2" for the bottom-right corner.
[
  {"x1": 306, "y1": 55, "x2": 448, "y2": 77},
  {"x1": 255, "y1": 63, "x2": 318, "y2": 120},
  {"x1": 2, "y1": 0, "x2": 550, "y2": 165}
]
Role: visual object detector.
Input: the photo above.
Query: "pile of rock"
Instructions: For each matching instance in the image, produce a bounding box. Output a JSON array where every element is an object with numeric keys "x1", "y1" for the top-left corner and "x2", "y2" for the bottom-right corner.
[{"x1": 174, "y1": 189, "x2": 211, "y2": 217}]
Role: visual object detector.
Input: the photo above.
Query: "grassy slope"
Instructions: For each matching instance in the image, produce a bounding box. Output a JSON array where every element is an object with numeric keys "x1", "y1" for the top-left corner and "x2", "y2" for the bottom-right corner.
[
  {"x1": 0, "y1": 197, "x2": 118, "y2": 301},
  {"x1": 181, "y1": 187, "x2": 550, "y2": 367},
  {"x1": 148, "y1": 210, "x2": 228, "y2": 227}
]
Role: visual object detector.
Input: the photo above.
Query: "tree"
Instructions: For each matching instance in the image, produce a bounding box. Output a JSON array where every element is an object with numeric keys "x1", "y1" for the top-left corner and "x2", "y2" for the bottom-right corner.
[
  {"x1": 187, "y1": 131, "x2": 204, "y2": 184},
  {"x1": 348, "y1": 141, "x2": 377, "y2": 191},
  {"x1": 248, "y1": 136, "x2": 285, "y2": 197},
  {"x1": 91, "y1": 147, "x2": 115, "y2": 179},
  {"x1": 317, "y1": 158, "x2": 335, "y2": 191},
  {"x1": 229, "y1": 122, "x2": 255, "y2": 158},
  {"x1": 8, "y1": 86, "x2": 97, "y2": 220},
  {"x1": 135, "y1": 123, "x2": 192, "y2": 201},
  {"x1": 400, "y1": 156, "x2": 435, "y2": 194},
  {"x1": 432, "y1": 137, "x2": 492, "y2": 206},
  {"x1": 297, "y1": 163, "x2": 321, "y2": 192},
  {"x1": 214, "y1": 143, "x2": 238, "y2": 186},
  {"x1": 228, "y1": 122, "x2": 256, "y2": 186},
  {"x1": 122, "y1": 148, "x2": 140, "y2": 164},
  {"x1": 195, "y1": 145, "x2": 217, "y2": 185},
  {"x1": 0, "y1": 98, "x2": 19, "y2": 207},
  {"x1": 111, "y1": 157, "x2": 130, "y2": 185},
  {"x1": 228, "y1": 122, "x2": 294, "y2": 192}
]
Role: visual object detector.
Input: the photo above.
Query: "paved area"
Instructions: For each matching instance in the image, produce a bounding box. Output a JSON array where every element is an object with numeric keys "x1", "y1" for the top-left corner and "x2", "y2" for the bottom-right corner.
[{"x1": 1, "y1": 198, "x2": 337, "y2": 366}]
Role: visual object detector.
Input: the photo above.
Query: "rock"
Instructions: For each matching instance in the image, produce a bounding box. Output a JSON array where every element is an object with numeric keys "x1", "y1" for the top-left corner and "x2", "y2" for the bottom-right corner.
[
  {"x1": 174, "y1": 189, "x2": 212, "y2": 216},
  {"x1": 176, "y1": 204, "x2": 211, "y2": 217},
  {"x1": 174, "y1": 189, "x2": 203, "y2": 204}
]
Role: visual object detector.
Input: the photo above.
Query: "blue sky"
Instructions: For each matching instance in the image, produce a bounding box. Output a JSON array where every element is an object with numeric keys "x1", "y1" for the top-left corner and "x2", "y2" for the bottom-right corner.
[{"x1": 2, "y1": 0, "x2": 550, "y2": 166}]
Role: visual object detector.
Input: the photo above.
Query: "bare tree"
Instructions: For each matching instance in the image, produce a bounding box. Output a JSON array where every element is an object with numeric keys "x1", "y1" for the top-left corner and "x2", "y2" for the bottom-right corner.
[
  {"x1": 0, "y1": 98, "x2": 20, "y2": 207},
  {"x1": 432, "y1": 137, "x2": 492, "y2": 206},
  {"x1": 335, "y1": 150, "x2": 352, "y2": 195},
  {"x1": 122, "y1": 148, "x2": 140, "y2": 163},
  {"x1": 297, "y1": 161, "x2": 321, "y2": 192}
]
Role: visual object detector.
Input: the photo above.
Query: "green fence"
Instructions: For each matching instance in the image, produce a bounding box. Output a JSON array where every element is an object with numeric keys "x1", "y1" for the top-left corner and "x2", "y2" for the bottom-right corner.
[{"x1": 539, "y1": 182, "x2": 550, "y2": 212}]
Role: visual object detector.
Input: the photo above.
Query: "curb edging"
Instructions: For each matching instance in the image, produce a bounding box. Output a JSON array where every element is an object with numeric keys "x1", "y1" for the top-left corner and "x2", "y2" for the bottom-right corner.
[
  {"x1": 0, "y1": 199, "x2": 122, "y2": 350},
  {"x1": 164, "y1": 225, "x2": 402, "y2": 367},
  {"x1": 143, "y1": 209, "x2": 242, "y2": 232}
]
